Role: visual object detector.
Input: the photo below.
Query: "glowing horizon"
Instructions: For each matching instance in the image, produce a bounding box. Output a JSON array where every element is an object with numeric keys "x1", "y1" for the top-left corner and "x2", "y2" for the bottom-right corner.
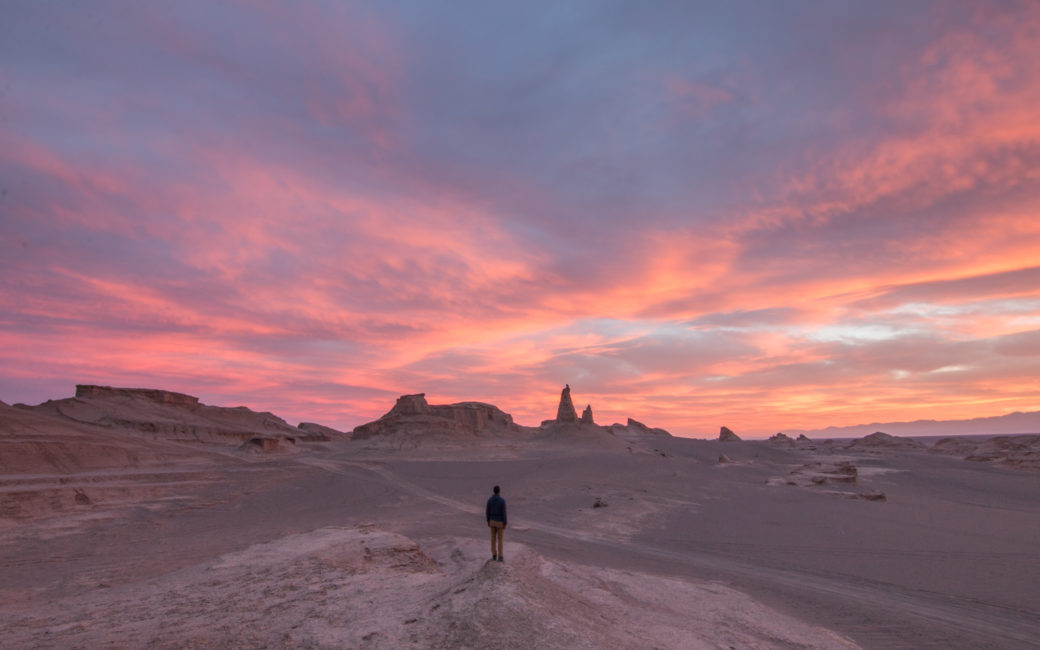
[{"x1": 2, "y1": 2, "x2": 1039, "y2": 437}]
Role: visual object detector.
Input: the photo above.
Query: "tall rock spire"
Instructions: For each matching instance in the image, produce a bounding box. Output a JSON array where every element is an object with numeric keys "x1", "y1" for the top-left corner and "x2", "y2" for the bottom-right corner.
[{"x1": 556, "y1": 384, "x2": 578, "y2": 422}]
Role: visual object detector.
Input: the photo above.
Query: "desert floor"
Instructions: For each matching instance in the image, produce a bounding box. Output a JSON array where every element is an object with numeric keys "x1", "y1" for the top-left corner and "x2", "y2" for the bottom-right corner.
[{"x1": 1, "y1": 427, "x2": 1038, "y2": 648}]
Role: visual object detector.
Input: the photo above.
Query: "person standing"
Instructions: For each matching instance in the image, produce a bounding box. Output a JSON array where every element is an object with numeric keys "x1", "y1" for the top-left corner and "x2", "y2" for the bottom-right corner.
[{"x1": 486, "y1": 485, "x2": 507, "y2": 562}]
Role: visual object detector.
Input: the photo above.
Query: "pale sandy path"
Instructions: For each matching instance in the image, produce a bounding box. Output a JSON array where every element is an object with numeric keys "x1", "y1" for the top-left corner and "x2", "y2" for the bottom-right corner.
[{"x1": 294, "y1": 454, "x2": 1040, "y2": 649}]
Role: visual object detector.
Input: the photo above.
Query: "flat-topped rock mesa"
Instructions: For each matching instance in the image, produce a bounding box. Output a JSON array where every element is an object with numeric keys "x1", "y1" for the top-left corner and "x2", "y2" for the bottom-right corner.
[
  {"x1": 23, "y1": 385, "x2": 332, "y2": 447},
  {"x1": 719, "y1": 426, "x2": 741, "y2": 442},
  {"x1": 352, "y1": 393, "x2": 521, "y2": 442},
  {"x1": 75, "y1": 384, "x2": 200, "y2": 408}
]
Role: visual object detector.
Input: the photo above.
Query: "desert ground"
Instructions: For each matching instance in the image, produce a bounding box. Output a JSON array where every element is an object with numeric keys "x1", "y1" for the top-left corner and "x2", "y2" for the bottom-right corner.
[{"x1": 1, "y1": 386, "x2": 1038, "y2": 648}]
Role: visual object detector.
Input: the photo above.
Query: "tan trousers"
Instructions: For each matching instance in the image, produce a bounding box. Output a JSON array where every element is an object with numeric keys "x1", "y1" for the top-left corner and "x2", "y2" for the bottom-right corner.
[{"x1": 489, "y1": 521, "x2": 504, "y2": 557}]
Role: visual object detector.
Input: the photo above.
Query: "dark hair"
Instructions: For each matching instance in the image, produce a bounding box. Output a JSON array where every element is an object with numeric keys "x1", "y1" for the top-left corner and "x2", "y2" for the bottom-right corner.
[{"x1": 493, "y1": 485, "x2": 500, "y2": 494}]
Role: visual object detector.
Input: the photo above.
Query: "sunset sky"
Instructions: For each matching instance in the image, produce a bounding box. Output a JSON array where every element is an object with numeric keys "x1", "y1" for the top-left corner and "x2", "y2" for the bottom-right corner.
[{"x1": 2, "y1": 1, "x2": 1039, "y2": 437}]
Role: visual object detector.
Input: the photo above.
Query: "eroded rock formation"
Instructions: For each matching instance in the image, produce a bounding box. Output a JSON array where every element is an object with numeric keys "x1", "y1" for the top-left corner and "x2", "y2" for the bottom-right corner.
[
  {"x1": 718, "y1": 426, "x2": 741, "y2": 442},
  {"x1": 556, "y1": 385, "x2": 578, "y2": 423},
  {"x1": 26, "y1": 385, "x2": 312, "y2": 447},
  {"x1": 931, "y1": 434, "x2": 1040, "y2": 470},
  {"x1": 848, "y1": 432, "x2": 924, "y2": 450},
  {"x1": 239, "y1": 437, "x2": 284, "y2": 452},
  {"x1": 581, "y1": 405, "x2": 594, "y2": 425},
  {"x1": 75, "y1": 385, "x2": 199, "y2": 408},
  {"x1": 613, "y1": 418, "x2": 671, "y2": 436},
  {"x1": 768, "y1": 432, "x2": 795, "y2": 446},
  {"x1": 297, "y1": 422, "x2": 345, "y2": 441},
  {"x1": 390, "y1": 393, "x2": 432, "y2": 417},
  {"x1": 352, "y1": 393, "x2": 519, "y2": 441}
]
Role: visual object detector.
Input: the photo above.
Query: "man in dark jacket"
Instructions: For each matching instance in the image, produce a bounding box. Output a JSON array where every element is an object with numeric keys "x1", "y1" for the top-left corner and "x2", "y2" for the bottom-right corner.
[{"x1": 486, "y1": 485, "x2": 507, "y2": 562}]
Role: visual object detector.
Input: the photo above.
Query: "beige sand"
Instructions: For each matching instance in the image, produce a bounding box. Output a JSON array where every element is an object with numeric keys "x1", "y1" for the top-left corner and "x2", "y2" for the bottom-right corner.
[{"x1": 1, "y1": 395, "x2": 1038, "y2": 648}]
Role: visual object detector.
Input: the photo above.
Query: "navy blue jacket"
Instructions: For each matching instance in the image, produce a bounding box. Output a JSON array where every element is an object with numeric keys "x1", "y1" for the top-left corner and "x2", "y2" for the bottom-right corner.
[{"x1": 486, "y1": 493, "x2": 507, "y2": 526}]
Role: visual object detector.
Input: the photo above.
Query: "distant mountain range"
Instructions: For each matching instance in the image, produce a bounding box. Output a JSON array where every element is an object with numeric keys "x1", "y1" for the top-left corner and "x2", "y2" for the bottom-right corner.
[{"x1": 784, "y1": 410, "x2": 1040, "y2": 439}]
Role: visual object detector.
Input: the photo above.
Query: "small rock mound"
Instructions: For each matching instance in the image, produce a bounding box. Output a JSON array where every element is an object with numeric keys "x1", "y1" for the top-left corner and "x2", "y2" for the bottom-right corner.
[
  {"x1": 931, "y1": 437, "x2": 979, "y2": 455},
  {"x1": 768, "y1": 432, "x2": 795, "y2": 446},
  {"x1": 772, "y1": 461, "x2": 859, "y2": 488},
  {"x1": 718, "y1": 426, "x2": 741, "y2": 442},
  {"x1": 849, "y1": 431, "x2": 924, "y2": 450}
]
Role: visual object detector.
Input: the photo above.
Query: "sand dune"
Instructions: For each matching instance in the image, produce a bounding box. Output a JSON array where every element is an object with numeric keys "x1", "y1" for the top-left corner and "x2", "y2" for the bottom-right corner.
[{"x1": 1, "y1": 387, "x2": 1038, "y2": 648}]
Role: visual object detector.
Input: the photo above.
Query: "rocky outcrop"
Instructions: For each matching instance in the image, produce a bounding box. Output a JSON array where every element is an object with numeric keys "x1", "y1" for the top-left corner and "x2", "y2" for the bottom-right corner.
[
  {"x1": 965, "y1": 435, "x2": 1040, "y2": 469},
  {"x1": 858, "y1": 491, "x2": 887, "y2": 501},
  {"x1": 931, "y1": 434, "x2": 1040, "y2": 470},
  {"x1": 75, "y1": 385, "x2": 199, "y2": 408},
  {"x1": 765, "y1": 461, "x2": 883, "y2": 502},
  {"x1": 556, "y1": 385, "x2": 578, "y2": 423},
  {"x1": 718, "y1": 426, "x2": 741, "y2": 442},
  {"x1": 768, "y1": 432, "x2": 795, "y2": 446},
  {"x1": 581, "y1": 405, "x2": 594, "y2": 425},
  {"x1": 931, "y1": 437, "x2": 978, "y2": 455},
  {"x1": 629, "y1": 418, "x2": 670, "y2": 436},
  {"x1": 26, "y1": 386, "x2": 303, "y2": 448},
  {"x1": 796, "y1": 434, "x2": 811, "y2": 442},
  {"x1": 296, "y1": 422, "x2": 345, "y2": 441},
  {"x1": 605, "y1": 418, "x2": 672, "y2": 437},
  {"x1": 389, "y1": 393, "x2": 432, "y2": 416},
  {"x1": 239, "y1": 436, "x2": 285, "y2": 452},
  {"x1": 352, "y1": 394, "x2": 520, "y2": 442},
  {"x1": 848, "y1": 432, "x2": 924, "y2": 450}
]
